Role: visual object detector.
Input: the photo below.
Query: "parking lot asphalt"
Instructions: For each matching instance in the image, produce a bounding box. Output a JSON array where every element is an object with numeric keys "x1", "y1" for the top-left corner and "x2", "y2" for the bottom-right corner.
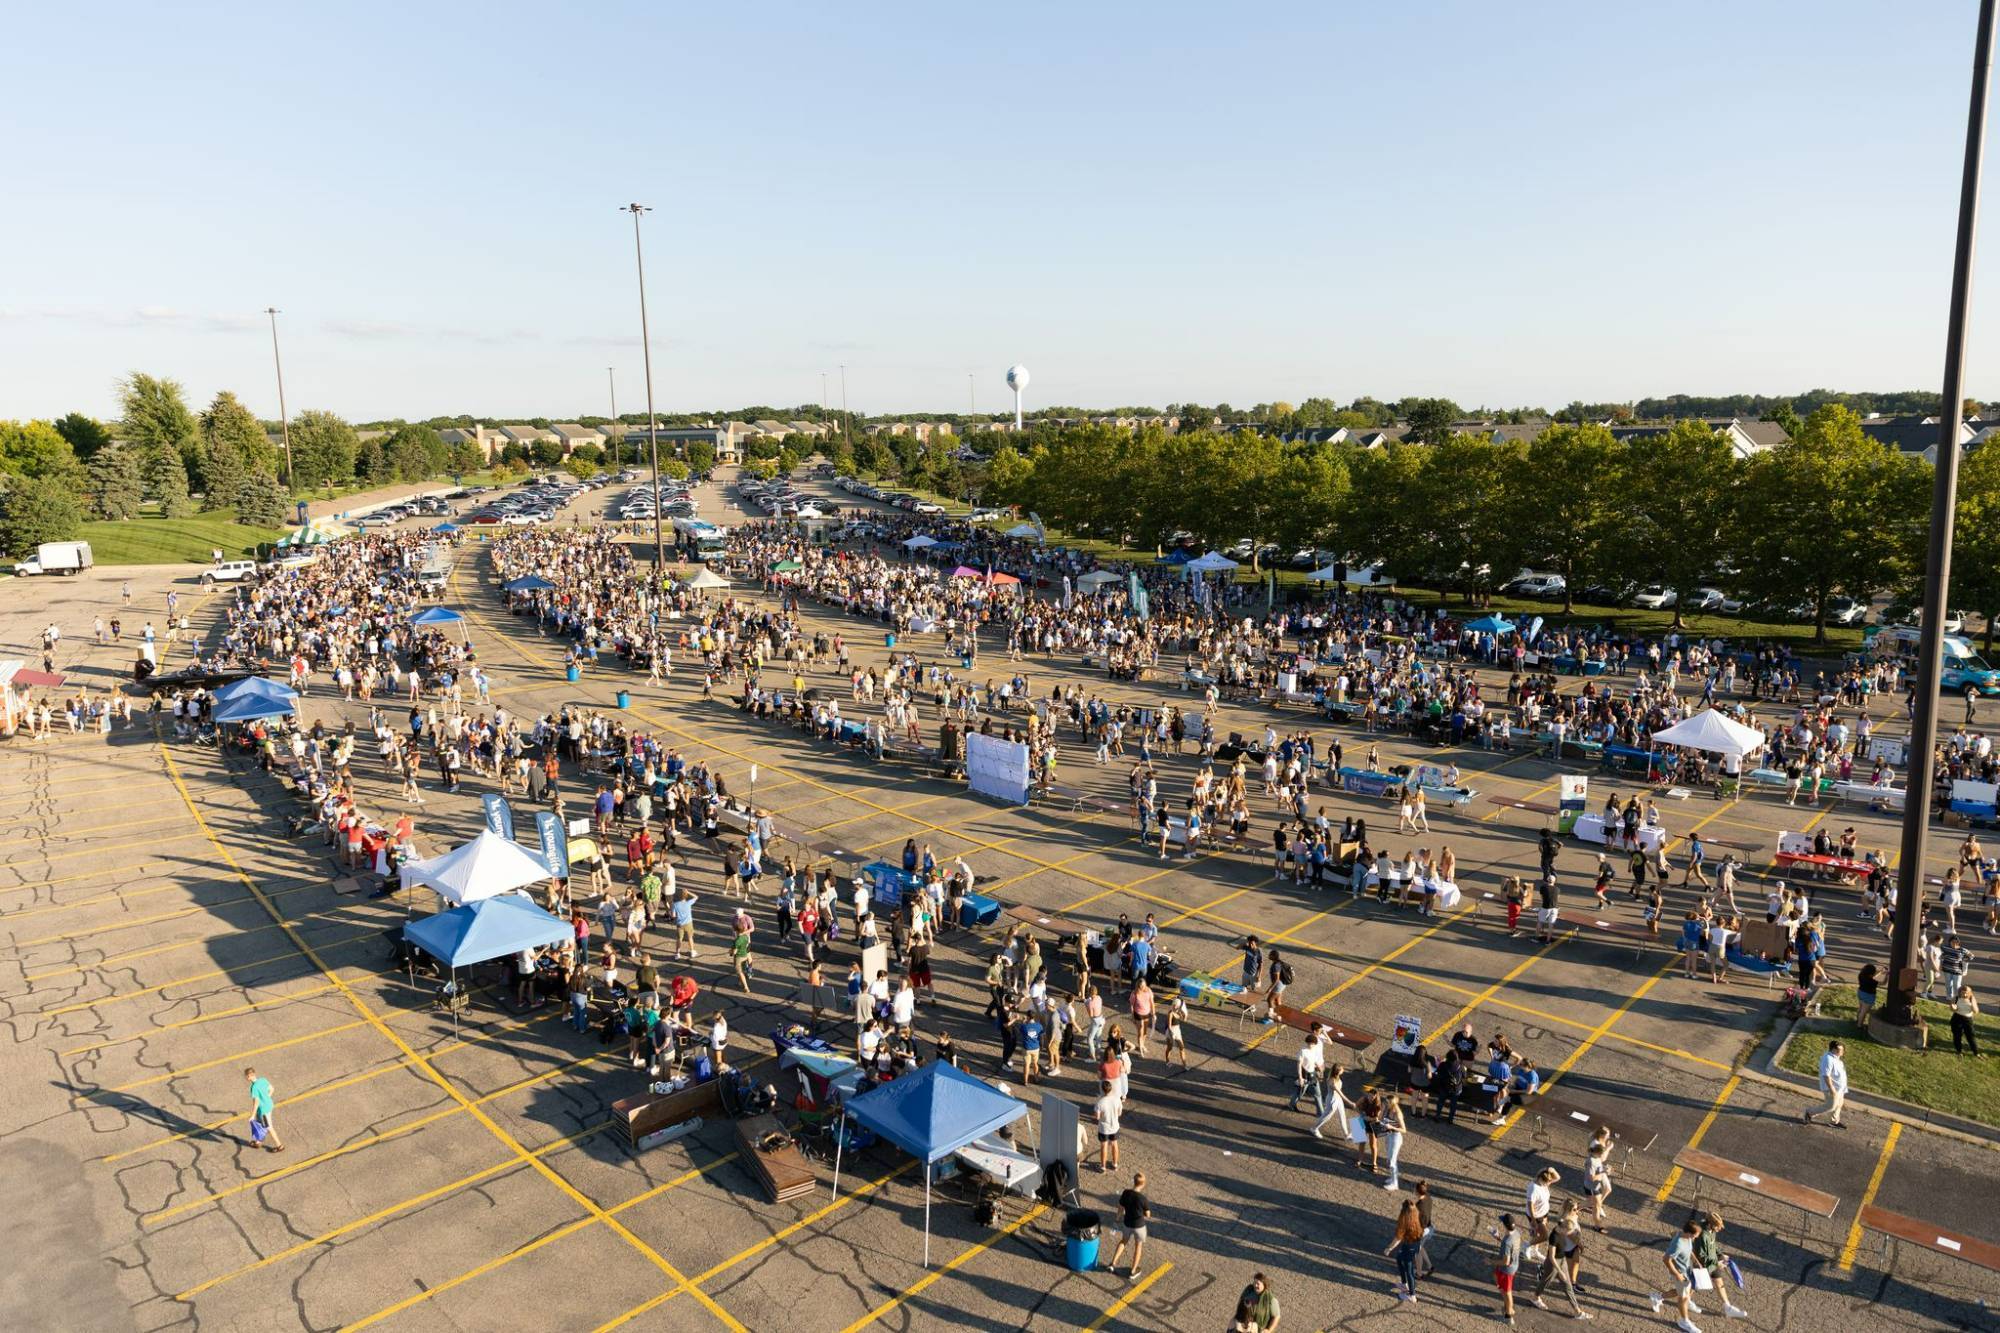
[{"x1": 1, "y1": 471, "x2": 1996, "y2": 1332}]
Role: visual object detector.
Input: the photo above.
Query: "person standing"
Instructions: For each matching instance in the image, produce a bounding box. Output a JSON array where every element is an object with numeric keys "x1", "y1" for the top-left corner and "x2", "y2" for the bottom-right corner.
[
  {"x1": 245, "y1": 1067, "x2": 285, "y2": 1152},
  {"x1": 1311, "y1": 1061, "x2": 1353, "y2": 1142},
  {"x1": 1951, "y1": 986, "x2": 1983, "y2": 1056},
  {"x1": 1385, "y1": 1198, "x2": 1426, "y2": 1304},
  {"x1": 1105, "y1": 1171, "x2": 1150, "y2": 1280},
  {"x1": 1490, "y1": 1212, "x2": 1523, "y2": 1325},
  {"x1": 1094, "y1": 1079, "x2": 1123, "y2": 1173},
  {"x1": 1803, "y1": 1038, "x2": 1847, "y2": 1127},
  {"x1": 1529, "y1": 1198, "x2": 1591, "y2": 1319},
  {"x1": 1237, "y1": 1274, "x2": 1281, "y2": 1333},
  {"x1": 1378, "y1": 1091, "x2": 1408, "y2": 1191},
  {"x1": 1941, "y1": 935, "x2": 1975, "y2": 1003},
  {"x1": 1585, "y1": 1134, "x2": 1614, "y2": 1230}
]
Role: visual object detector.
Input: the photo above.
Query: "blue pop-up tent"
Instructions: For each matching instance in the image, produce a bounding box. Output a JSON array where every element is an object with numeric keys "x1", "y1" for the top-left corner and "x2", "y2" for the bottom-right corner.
[
  {"x1": 503, "y1": 575, "x2": 556, "y2": 593},
  {"x1": 830, "y1": 1059, "x2": 1027, "y2": 1264},
  {"x1": 410, "y1": 606, "x2": 465, "y2": 626},
  {"x1": 1465, "y1": 615, "x2": 1516, "y2": 635},
  {"x1": 211, "y1": 690, "x2": 297, "y2": 724},
  {"x1": 402, "y1": 894, "x2": 570, "y2": 1030},
  {"x1": 213, "y1": 676, "x2": 297, "y2": 704}
]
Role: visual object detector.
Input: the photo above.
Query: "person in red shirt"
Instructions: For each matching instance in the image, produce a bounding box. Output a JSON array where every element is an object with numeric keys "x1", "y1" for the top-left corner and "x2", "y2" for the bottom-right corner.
[{"x1": 626, "y1": 828, "x2": 654, "y2": 881}]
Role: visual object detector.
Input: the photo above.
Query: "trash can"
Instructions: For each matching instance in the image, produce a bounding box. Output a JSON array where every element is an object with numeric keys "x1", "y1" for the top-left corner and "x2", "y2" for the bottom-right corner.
[
  {"x1": 884, "y1": 632, "x2": 897, "y2": 648},
  {"x1": 616, "y1": 690, "x2": 630, "y2": 709},
  {"x1": 1062, "y1": 1209, "x2": 1101, "y2": 1273},
  {"x1": 565, "y1": 665, "x2": 580, "y2": 683},
  {"x1": 960, "y1": 654, "x2": 973, "y2": 669}
]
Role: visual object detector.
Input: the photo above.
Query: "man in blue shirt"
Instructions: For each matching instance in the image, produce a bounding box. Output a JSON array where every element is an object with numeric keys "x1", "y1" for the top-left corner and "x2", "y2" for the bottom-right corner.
[
  {"x1": 246, "y1": 1067, "x2": 285, "y2": 1152},
  {"x1": 1130, "y1": 935, "x2": 1154, "y2": 985}
]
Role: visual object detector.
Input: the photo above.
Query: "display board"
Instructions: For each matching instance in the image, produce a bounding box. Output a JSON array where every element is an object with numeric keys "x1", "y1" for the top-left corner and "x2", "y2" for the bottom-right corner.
[{"x1": 966, "y1": 732, "x2": 1032, "y2": 806}]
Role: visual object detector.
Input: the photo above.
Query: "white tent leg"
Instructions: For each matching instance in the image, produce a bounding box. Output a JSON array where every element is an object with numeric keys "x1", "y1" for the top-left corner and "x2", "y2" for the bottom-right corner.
[
  {"x1": 924, "y1": 1162, "x2": 932, "y2": 1268},
  {"x1": 830, "y1": 1111, "x2": 844, "y2": 1199}
]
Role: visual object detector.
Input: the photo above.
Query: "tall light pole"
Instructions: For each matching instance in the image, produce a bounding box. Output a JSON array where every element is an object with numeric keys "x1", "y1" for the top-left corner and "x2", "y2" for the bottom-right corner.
[
  {"x1": 839, "y1": 364, "x2": 850, "y2": 452},
  {"x1": 607, "y1": 366, "x2": 619, "y2": 471},
  {"x1": 968, "y1": 373, "x2": 975, "y2": 417},
  {"x1": 1883, "y1": 0, "x2": 1999, "y2": 1036},
  {"x1": 264, "y1": 307, "x2": 293, "y2": 493},
  {"x1": 621, "y1": 203, "x2": 666, "y2": 574}
]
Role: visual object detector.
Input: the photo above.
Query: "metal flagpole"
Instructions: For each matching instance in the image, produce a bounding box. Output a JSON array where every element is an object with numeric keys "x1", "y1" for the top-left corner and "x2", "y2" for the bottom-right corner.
[{"x1": 1883, "y1": 0, "x2": 1997, "y2": 1034}]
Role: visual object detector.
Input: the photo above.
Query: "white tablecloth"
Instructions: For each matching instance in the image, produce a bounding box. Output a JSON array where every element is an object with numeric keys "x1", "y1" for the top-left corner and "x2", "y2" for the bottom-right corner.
[
  {"x1": 1837, "y1": 781, "x2": 1905, "y2": 810},
  {"x1": 1573, "y1": 813, "x2": 1665, "y2": 854}
]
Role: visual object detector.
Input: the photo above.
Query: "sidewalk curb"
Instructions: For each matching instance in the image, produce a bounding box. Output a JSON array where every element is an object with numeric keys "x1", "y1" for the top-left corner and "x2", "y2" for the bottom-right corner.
[{"x1": 1742, "y1": 1014, "x2": 2000, "y2": 1151}]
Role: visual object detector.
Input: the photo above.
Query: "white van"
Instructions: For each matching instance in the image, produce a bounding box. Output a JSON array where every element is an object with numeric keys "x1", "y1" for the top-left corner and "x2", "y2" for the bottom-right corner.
[{"x1": 202, "y1": 559, "x2": 259, "y2": 585}]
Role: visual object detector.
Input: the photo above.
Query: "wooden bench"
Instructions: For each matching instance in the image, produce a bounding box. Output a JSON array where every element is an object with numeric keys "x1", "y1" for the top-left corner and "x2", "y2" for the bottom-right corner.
[
  {"x1": 1230, "y1": 996, "x2": 1377, "y2": 1051},
  {"x1": 1672, "y1": 1146, "x2": 1839, "y2": 1219},
  {"x1": 1575, "y1": 915, "x2": 1655, "y2": 959},
  {"x1": 1856, "y1": 1203, "x2": 2000, "y2": 1274},
  {"x1": 1003, "y1": 904, "x2": 1089, "y2": 938},
  {"x1": 1528, "y1": 1094, "x2": 1658, "y2": 1171},
  {"x1": 1486, "y1": 795, "x2": 1558, "y2": 816}
]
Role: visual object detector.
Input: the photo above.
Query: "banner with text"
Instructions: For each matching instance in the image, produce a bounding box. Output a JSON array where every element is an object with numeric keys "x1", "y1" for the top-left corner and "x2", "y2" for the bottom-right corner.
[
  {"x1": 535, "y1": 811, "x2": 570, "y2": 879},
  {"x1": 482, "y1": 793, "x2": 515, "y2": 841}
]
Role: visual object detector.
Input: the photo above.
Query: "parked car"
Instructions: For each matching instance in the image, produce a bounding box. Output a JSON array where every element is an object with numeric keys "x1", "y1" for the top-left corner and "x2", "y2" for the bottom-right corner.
[
  {"x1": 1512, "y1": 575, "x2": 1568, "y2": 600},
  {"x1": 1577, "y1": 581, "x2": 1634, "y2": 606},
  {"x1": 1823, "y1": 595, "x2": 1868, "y2": 626},
  {"x1": 200, "y1": 559, "x2": 260, "y2": 585},
  {"x1": 1632, "y1": 584, "x2": 1678, "y2": 610}
]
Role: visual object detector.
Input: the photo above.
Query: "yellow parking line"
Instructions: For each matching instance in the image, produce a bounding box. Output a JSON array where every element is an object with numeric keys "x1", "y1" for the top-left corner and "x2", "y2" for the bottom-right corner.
[
  {"x1": 839, "y1": 1202, "x2": 1050, "y2": 1333},
  {"x1": 38, "y1": 922, "x2": 381, "y2": 1020},
  {"x1": 1655, "y1": 1075, "x2": 1741, "y2": 1202},
  {"x1": 1243, "y1": 904, "x2": 1474, "y2": 1053},
  {"x1": 1489, "y1": 955, "x2": 1677, "y2": 1142},
  {"x1": 1839, "y1": 1122, "x2": 1902, "y2": 1271},
  {"x1": 0, "y1": 810, "x2": 185, "y2": 850},
  {"x1": 1083, "y1": 1260, "x2": 1174, "y2": 1331}
]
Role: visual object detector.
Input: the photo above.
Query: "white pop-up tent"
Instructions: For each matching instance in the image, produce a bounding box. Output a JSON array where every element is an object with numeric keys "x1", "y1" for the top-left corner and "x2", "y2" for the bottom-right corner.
[
  {"x1": 684, "y1": 567, "x2": 730, "y2": 590},
  {"x1": 1185, "y1": 551, "x2": 1240, "y2": 575},
  {"x1": 1649, "y1": 708, "x2": 1766, "y2": 757},
  {"x1": 1075, "y1": 570, "x2": 1120, "y2": 591},
  {"x1": 400, "y1": 830, "x2": 556, "y2": 907},
  {"x1": 1004, "y1": 523, "x2": 1039, "y2": 540}
]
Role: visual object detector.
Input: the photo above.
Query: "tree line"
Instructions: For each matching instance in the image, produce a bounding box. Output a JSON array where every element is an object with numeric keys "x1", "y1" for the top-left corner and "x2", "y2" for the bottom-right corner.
[{"x1": 957, "y1": 406, "x2": 1985, "y2": 644}]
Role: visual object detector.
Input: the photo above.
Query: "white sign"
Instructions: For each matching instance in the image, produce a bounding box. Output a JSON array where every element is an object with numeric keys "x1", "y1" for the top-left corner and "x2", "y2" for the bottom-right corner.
[
  {"x1": 1390, "y1": 1013, "x2": 1422, "y2": 1056},
  {"x1": 966, "y1": 732, "x2": 1032, "y2": 806},
  {"x1": 1867, "y1": 735, "x2": 1908, "y2": 768}
]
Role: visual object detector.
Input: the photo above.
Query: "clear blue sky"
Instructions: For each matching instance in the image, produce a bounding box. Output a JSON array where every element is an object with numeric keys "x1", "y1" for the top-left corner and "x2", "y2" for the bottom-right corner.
[{"x1": 4, "y1": 1, "x2": 1996, "y2": 422}]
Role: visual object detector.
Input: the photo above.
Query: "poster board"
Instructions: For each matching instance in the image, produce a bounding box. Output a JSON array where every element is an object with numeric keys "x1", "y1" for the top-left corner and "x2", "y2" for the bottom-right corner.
[
  {"x1": 1558, "y1": 774, "x2": 1588, "y2": 835},
  {"x1": 1390, "y1": 1013, "x2": 1423, "y2": 1056},
  {"x1": 1866, "y1": 735, "x2": 1907, "y2": 768},
  {"x1": 1038, "y1": 1092, "x2": 1081, "y2": 1189},
  {"x1": 966, "y1": 731, "x2": 1031, "y2": 806}
]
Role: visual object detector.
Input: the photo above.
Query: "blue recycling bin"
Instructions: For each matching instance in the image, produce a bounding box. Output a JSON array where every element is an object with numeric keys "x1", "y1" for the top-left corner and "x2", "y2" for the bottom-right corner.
[
  {"x1": 1065, "y1": 1233, "x2": 1099, "y2": 1272},
  {"x1": 616, "y1": 691, "x2": 630, "y2": 709},
  {"x1": 565, "y1": 665, "x2": 580, "y2": 683},
  {"x1": 884, "y1": 632, "x2": 897, "y2": 648}
]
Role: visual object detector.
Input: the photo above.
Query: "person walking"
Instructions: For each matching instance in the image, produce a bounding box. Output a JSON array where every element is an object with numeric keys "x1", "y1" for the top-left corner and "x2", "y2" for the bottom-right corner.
[
  {"x1": 1529, "y1": 1198, "x2": 1592, "y2": 1319},
  {"x1": 1105, "y1": 1170, "x2": 1150, "y2": 1280},
  {"x1": 1378, "y1": 1091, "x2": 1408, "y2": 1191},
  {"x1": 1803, "y1": 1038, "x2": 1847, "y2": 1127},
  {"x1": 730, "y1": 925, "x2": 755, "y2": 991},
  {"x1": 1094, "y1": 1079, "x2": 1123, "y2": 1173},
  {"x1": 1291, "y1": 1023, "x2": 1328, "y2": 1115},
  {"x1": 1649, "y1": 1216, "x2": 1706, "y2": 1333},
  {"x1": 1311, "y1": 1061, "x2": 1353, "y2": 1142},
  {"x1": 245, "y1": 1067, "x2": 285, "y2": 1152},
  {"x1": 1585, "y1": 1134, "x2": 1614, "y2": 1230},
  {"x1": 1693, "y1": 1211, "x2": 1748, "y2": 1321},
  {"x1": 1385, "y1": 1197, "x2": 1426, "y2": 1304}
]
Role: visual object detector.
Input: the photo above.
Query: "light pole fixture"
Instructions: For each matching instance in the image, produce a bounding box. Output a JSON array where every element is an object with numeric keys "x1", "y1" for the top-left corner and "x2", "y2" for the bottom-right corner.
[
  {"x1": 620, "y1": 203, "x2": 666, "y2": 575},
  {"x1": 607, "y1": 366, "x2": 619, "y2": 471},
  {"x1": 1883, "y1": 0, "x2": 1997, "y2": 1036},
  {"x1": 264, "y1": 307, "x2": 293, "y2": 492}
]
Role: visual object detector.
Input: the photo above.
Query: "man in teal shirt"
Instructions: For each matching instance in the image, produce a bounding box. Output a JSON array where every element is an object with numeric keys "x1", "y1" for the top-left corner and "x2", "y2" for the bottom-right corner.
[{"x1": 245, "y1": 1066, "x2": 285, "y2": 1152}]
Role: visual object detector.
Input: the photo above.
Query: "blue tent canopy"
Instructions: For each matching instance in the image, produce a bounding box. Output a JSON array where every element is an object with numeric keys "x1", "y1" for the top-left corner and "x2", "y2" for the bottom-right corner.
[
  {"x1": 1465, "y1": 615, "x2": 1516, "y2": 634},
  {"x1": 212, "y1": 692, "x2": 297, "y2": 724},
  {"x1": 842, "y1": 1060, "x2": 1025, "y2": 1164},
  {"x1": 433, "y1": 523, "x2": 460, "y2": 534},
  {"x1": 503, "y1": 575, "x2": 556, "y2": 593},
  {"x1": 410, "y1": 606, "x2": 465, "y2": 626},
  {"x1": 1155, "y1": 549, "x2": 1191, "y2": 565},
  {"x1": 214, "y1": 676, "x2": 297, "y2": 704},
  {"x1": 402, "y1": 894, "x2": 569, "y2": 968}
]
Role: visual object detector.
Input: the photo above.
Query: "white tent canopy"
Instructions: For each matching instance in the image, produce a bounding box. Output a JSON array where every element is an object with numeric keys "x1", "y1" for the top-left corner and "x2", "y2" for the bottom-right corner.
[
  {"x1": 1305, "y1": 564, "x2": 1342, "y2": 583},
  {"x1": 1185, "y1": 551, "x2": 1239, "y2": 574},
  {"x1": 1649, "y1": 708, "x2": 1765, "y2": 758},
  {"x1": 1075, "y1": 570, "x2": 1120, "y2": 590},
  {"x1": 400, "y1": 829, "x2": 555, "y2": 906},
  {"x1": 685, "y1": 567, "x2": 730, "y2": 590},
  {"x1": 904, "y1": 535, "x2": 939, "y2": 549},
  {"x1": 1004, "y1": 523, "x2": 1039, "y2": 539}
]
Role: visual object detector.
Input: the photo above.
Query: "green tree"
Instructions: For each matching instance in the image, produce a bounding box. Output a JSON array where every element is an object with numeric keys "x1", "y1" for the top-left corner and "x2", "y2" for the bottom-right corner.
[
  {"x1": 499, "y1": 442, "x2": 529, "y2": 466},
  {"x1": 1399, "y1": 397, "x2": 1463, "y2": 445},
  {"x1": 355, "y1": 435, "x2": 394, "y2": 485},
  {"x1": 444, "y1": 440, "x2": 483, "y2": 477},
  {"x1": 234, "y1": 470, "x2": 288, "y2": 527},
  {"x1": 54, "y1": 412, "x2": 113, "y2": 461},
  {"x1": 0, "y1": 475, "x2": 84, "y2": 557},
  {"x1": 0, "y1": 420, "x2": 84, "y2": 485},
  {"x1": 1737, "y1": 405, "x2": 1927, "y2": 642},
  {"x1": 1612, "y1": 420, "x2": 1744, "y2": 628},
  {"x1": 1952, "y1": 441, "x2": 2000, "y2": 652},
  {"x1": 201, "y1": 391, "x2": 280, "y2": 479},
  {"x1": 1403, "y1": 434, "x2": 1523, "y2": 596},
  {"x1": 197, "y1": 431, "x2": 247, "y2": 512},
  {"x1": 685, "y1": 440, "x2": 716, "y2": 474},
  {"x1": 289, "y1": 410, "x2": 359, "y2": 490},
  {"x1": 659, "y1": 458, "x2": 691, "y2": 481},
  {"x1": 1505, "y1": 423, "x2": 1622, "y2": 611},
  {"x1": 529, "y1": 439, "x2": 564, "y2": 468},
  {"x1": 119, "y1": 372, "x2": 202, "y2": 481},
  {"x1": 742, "y1": 456, "x2": 778, "y2": 481},
  {"x1": 386, "y1": 424, "x2": 447, "y2": 480},
  {"x1": 144, "y1": 446, "x2": 195, "y2": 517},
  {"x1": 85, "y1": 445, "x2": 145, "y2": 519}
]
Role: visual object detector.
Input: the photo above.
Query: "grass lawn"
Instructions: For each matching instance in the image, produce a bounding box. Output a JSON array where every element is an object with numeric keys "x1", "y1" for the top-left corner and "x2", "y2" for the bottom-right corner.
[
  {"x1": 80, "y1": 511, "x2": 286, "y2": 564},
  {"x1": 1778, "y1": 986, "x2": 2000, "y2": 1126}
]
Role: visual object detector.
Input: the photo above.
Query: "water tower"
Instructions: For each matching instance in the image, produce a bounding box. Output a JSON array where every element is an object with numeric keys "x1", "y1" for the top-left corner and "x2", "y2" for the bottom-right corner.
[{"x1": 1006, "y1": 364, "x2": 1029, "y2": 432}]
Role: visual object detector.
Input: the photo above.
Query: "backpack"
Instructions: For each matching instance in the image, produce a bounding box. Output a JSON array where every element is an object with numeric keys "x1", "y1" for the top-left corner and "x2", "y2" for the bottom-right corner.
[{"x1": 1278, "y1": 961, "x2": 1296, "y2": 986}]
